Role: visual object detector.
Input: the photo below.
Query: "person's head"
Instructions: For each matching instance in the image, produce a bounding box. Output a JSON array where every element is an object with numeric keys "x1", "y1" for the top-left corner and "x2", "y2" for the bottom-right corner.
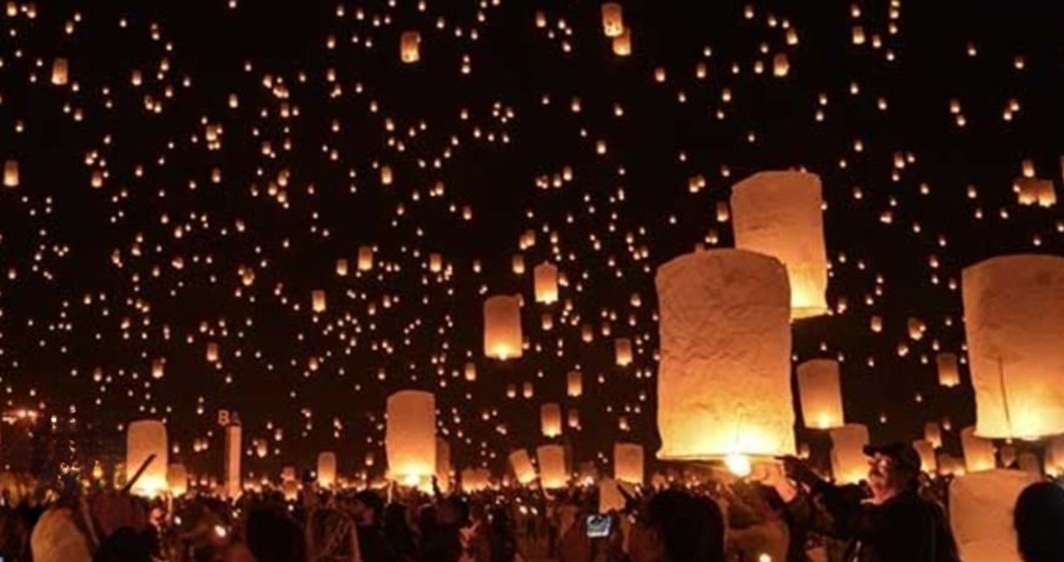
[
  {"x1": 1014, "y1": 482, "x2": 1064, "y2": 562},
  {"x1": 628, "y1": 489, "x2": 725, "y2": 562},
  {"x1": 244, "y1": 508, "x2": 305, "y2": 562},
  {"x1": 864, "y1": 443, "x2": 921, "y2": 497},
  {"x1": 351, "y1": 490, "x2": 384, "y2": 527}
]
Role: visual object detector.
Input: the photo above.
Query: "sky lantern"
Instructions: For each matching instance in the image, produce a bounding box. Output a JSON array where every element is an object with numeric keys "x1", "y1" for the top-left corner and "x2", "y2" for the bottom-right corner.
[
  {"x1": 533, "y1": 262, "x2": 559, "y2": 304},
  {"x1": 730, "y1": 171, "x2": 829, "y2": 319},
  {"x1": 1014, "y1": 178, "x2": 1056, "y2": 207},
  {"x1": 386, "y1": 390, "x2": 437, "y2": 488},
  {"x1": 772, "y1": 53, "x2": 790, "y2": 77},
  {"x1": 615, "y1": 338, "x2": 633, "y2": 367},
  {"x1": 612, "y1": 28, "x2": 632, "y2": 56},
  {"x1": 936, "y1": 353, "x2": 961, "y2": 387},
  {"x1": 655, "y1": 250, "x2": 795, "y2": 467},
  {"x1": 796, "y1": 359, "x2": 845, "y2": 429},
  {"x1": 924, "y1": 422, "x2": 943, "y2": 449},
  {"x1": 512, "y1": 255, "x2": 526, "y2": 275},
  {"x1": 335, "y1": 259, "x2": 348, "y2": 277},
  {"x1": 460, "y1": 468, "x2": 490, "y2": 493},
  {"x1": 282, "y1": 480, "x2": 299, "y2": 502},
  {"x1": 614, "y1": 442, "x2": 644, "y2": 485},
  {"x1": 51, "y1": 57, "x2": 69, "y2": 85},
  {"x1": 508, "y1": 449, "x2": 537, "y2": 486},
  {"x1": 950, "y1": 470, "x2": 1040, "y2": 562},
  {"x1": 312, "y1": 290, "x2": 327, "y2": 313},
  {"x1": 400, "y1": 31, "x2": 421, "y2": 63},
  {"x1": 567, "y1": 371, "x2": 583, "y2": 397},
  {"x1": 912, "y1": 440, "x2": 937, "y2": 473},
  {"x1": 358, "y1": 246, "x2": 374, "y2": 271},
  {"x1": 1046, "y1": 436, "x2": 1064, "y2": 476},
  {"x1": 126, "y1": 419, "x2": 169, "y2": 497},
  {"x1": 3, "y1": 160, "x2": 18, "y2": 187},
  {"x1": 167, "y1": 463, "x2": 188, "y2": 497},
  {"x1": 317, "y1": 452, "x2": 337, "y2": 488},
  {"x1": 601, "y1": 3, "x2": 624, "y2": 37},
  {"x1": 829, "y1": 424, "x2": 869, "y2": 485},
  {"x1": 225, "y1": 424, "x2": 241, "y2": 498},
  {"x1": 962, "y1": 255, "x2": 1064, "y2": 439},
  {"x1": 436, "y1": 439, "x2": 452, "y2": 494},
  {"x1": 206, "y1": 342, "x2": 219, "y2": 363},
  {"x1": 960, "y1": 427, "x2": 996, "y2": 473},
  {"x1": 537, "y1": 445, "x2": 568, "y2": 489},
  {"x1": 483, "y1": 295, "x2": 523, "y2": 360},
  {"x1": 541, "y1": 403, "x2": 562, "y2": 438}
]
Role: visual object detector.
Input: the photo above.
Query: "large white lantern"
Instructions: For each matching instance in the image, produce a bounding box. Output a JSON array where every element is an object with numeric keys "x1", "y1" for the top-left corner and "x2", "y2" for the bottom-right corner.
[
  {"x1": 962, "y1": 255, "x2": 1064, "y2": 439},
  {"x1": 656, "y1": 250, "x2": 795, "y2": 460},
  {"x1": 534, "y1": 263, "x2": 559, "y2": 304},
  {"x1": 537, "y1": 445, "x2": 568, "y2": 489},
  {"x1": 508, "y1": 449, "x2": 537, "y2": 486},
  {"x1": 483, "y1": 295, "x2": 523, "y2": 360},
  {"x1": 796, "y1": 359, "x2": 845, "y2": 429},
  {"x1": 960, "y1": 427, "x2": 996, "y2": 473},
  {"x1": 730, "y1": 171, "x2": 829, "y2": 319},
  {"x1": 126, "y1": 420, "x2": 169, "y2": 497},
  {"x1": 317, "y1": 452, "x2": 337, "y2": 488},
  {"x1": 829, "y1": 424, "x2": 869, "y2": 485},
  {"x1": 385, "y1": 390, "x2": 437, "y2": 487},
  {"x1": 950, "y1": 470, "x2": 1039, "y2": 562},
  {"x1": 614, "y1": 443, "x2": 644, "y2": 485},
  {"x1": 541, "y1": 404, "x2": 563, "y2": 438}
]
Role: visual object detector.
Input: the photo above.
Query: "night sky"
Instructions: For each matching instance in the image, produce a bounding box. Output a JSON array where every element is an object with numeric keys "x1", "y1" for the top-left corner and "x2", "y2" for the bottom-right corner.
[{"x1": 1, "y1": 0, "x2": 1063, "y2": 479}]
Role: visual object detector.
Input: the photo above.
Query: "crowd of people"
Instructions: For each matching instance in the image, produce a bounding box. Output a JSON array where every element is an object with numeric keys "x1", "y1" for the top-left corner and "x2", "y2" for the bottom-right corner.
[{"x1": 0, "y1": 443, "x2": 1061, "y2": 562}]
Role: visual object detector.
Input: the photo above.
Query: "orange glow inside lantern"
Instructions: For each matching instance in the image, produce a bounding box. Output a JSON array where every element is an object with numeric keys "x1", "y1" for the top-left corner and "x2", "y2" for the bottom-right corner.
[
  {"x1": 829, "y1": 424, "x2": 869, "y2": 485},
  {"x1": 796, "y1": 359, "x2": 845, "y2": 429},
  {"x1": 483, "y1": 295, "x2": 523, "y2": 360},
  {"x1": 400, "y1": 31, "x2": 421, "y2": 63},
  {"x1": 541, "y1": 403, "x2": 562, "y2": 438},
  {"x1": 126, "y1": 420, "x2": 169, "y2": 497},
  {"x1": 385, "y1": 391, "x2": 437, "y2": 489},
  {"x1": 537, "y1": 445, "x2": 568, "y2": 489}
]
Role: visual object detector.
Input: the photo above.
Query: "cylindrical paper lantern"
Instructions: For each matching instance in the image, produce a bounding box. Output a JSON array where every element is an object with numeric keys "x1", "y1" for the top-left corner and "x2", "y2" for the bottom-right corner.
[
  {"x1": 358, "y1": 246, "x2": 374, "y2": 271},
  {"x1": 168, "y1": 463, "x2": 188, "y2": 497},
  {"x1": 541, "y1": 404, "x2": 562, "y2": 438},
  {"x1": 612, "y1": 28, "x2": 632, "y2": 56},
  {"x1": 282, "y1": 480, "x2": 299, "y2": 502},
  {"x1": 3, "y1": 160, "x2": 18, "y2": 188},
  {"x1": 317, "y1": 452, "x2": 337, "y2": 488},
  {"x1": 924, "y1": 422, "x2": 943, "y2": 449},
  {"x1": 461, "y1": 468, "x2": 490, "y2": 493},
  {"x1": 51, "y1": 58, "x2": 69, "y2": 86},
  {"x1": 508, "y1": 450, "x2": 537, "y2": 486},
  {"x1": 829, "y1": 424, "x2": 869, "y2": 485},
  {"x1": 950, "y1": 470, "x2": 1040, "y2": 562},
  {"x1": 483, "y1": 295, "x2": 523, "y2": 360},
  {"x1": 960, "y1": 427, "x2": 996, "y2": 473},
  {"x1": 912, "y1": 440, "x2": 937, "y2": 473},
  {"x1": 400, "y1": 31, "x2": 421, "y2": 63},
  {"x1": 656, "y1": 250, "x2": 795, "y2": 460},
  {"x1": 567, "y1": 371, "x2": 583, "y2": 397},
  {"x1": 601, "y1": 3, "x2": 624, "y2": 37},
  {"x1": 312, "y1": 290, "x2": 327, "y2": 313},
  {"x1": 534, "y1": 263, "x2": 559, "y2": 304},
  {"x1": 385, "y1": 390, "x2": 437, "y2": 487},
  {"x1": 962, "y1": 255, "x2": 1064, "y2": 439},
  {"x1": 436, "y1": 439, "x2": 452, "y2": 494},
  {"x1": 126, "y1": 420, "x2": 169, "y2": 497},
  {"x1": 225, "y1": 424, "x2": 241, "y2": 498},
  {"x1": 797, "y1": 359, "x2": 845, "y2": 429},
  {"x1": 614, "y1": 443, "x2": 644, "y2": 485},
  {"x1": 615, "y1": 338, "x2": 633, "y2": 367},
  {"x1": 936, "y1": 353, "x2": 961, "y2": 388},
  {"x1": 537, "y1": 445, "x2": 568, "y2": 489},
  {"x1": 730, "y1": 171, "x2": 829, "y2": 319}
]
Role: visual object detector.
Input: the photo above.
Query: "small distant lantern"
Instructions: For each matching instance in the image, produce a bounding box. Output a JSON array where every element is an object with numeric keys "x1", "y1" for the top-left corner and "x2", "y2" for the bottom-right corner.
[
  {"x1": 312, "y1": 290, "x2": 327, "y2": 313},
  {"x1": 483, "y1": 295, "x2": 523, "y2": 360},
  {"x1": 508, "y1": 449, "x2": 537, "y2": 486},
  {"x1": 936, "y1": 353, "x2": 961, "y2": 388},
  {"x1": 51, "y1": 57, "x2": 69, "y2": 86},
  {"x1": 537, "y1": 445, "x2": 568, "y2": 489},
  {"x1": 614, "y1": 338, "x2": 633, "y2": 367},
  {"x1": 282, "y1": 480, "x2": 299, "y2": 502},
  {"x1": 317, "y1": 452, "x2": 337, "y2": 488},
  {"x1": 380, "y1": 165, "x2": 393, "y2": 186},
  {"x1": 358, "y1": 246, "x2": 374, "y2": 271},
  {"x1": 567, "y1": 409, "x2": 580, "y2": 429},
  {"x1": 829, "y1": 424, "x2": 869, "y2": 485},
  {"x1": 772, "y1": 53, "x2": 790, "y2": 77},
  {"x1": 534, "y1": 262, "x2": 559, "y2": 304},
  {"x1": 614, "y1": 442, "x2": 644, "y2": 485},
  {"x1": 960, "y1": 427, "x2": 996, "y2": 473},
  {"x1": 612, "y1": 28, "x2": 632, "y2": 56},
  {"x1": 796, "y1": 359, "x2": 845, "y2": 429},
  {"x1": 385, "y1": 390, "x2": 437, "y2": 488},
  {"x1": 464, "y1": 362, "x2": 477, "y2": 382},
  {"x1": 541, "y1": 403, "x2": 563, "y2": 438},
  {"x1": 151, "y1": 358, "x2": 165, "y2": 380},
  {"x1": 126, "y1": 419, "x2": 169, "y2": 497},
  {"x1": 206, "y1": 342, "x2": 220, "y2": 363},
  {"x1": 336, "y1": 259, "x2": 349, "y2": 277},
  {"x1": 601, "y1": 3, "x2": 624, "y2": 37},
  {"x1": 567, "y1": 371, "x2": 583, "y2": 397},
  {"x1": 400, "y1": 31, "x2": 421, "y2": 63},
  {"x1": 512, "y1": 254, "x2": 526, "y2": 275},
  {"x1": 950, "y1": 470, "x2": 1040, "y2": 562},
  {"x1": 3, "y1": 160, "x2": 18, "y2": 187}
]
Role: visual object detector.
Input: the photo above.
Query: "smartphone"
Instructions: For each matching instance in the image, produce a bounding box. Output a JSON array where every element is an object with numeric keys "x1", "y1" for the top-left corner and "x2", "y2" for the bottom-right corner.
[{"x1": 586, "y1": 514, "x2": 612, "y2": 539}]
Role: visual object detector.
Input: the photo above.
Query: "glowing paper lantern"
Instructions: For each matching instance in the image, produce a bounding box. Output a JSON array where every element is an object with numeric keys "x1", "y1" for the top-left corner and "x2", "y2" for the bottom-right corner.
[
  {"x1": 461, "y1": 468, "x2": 490, "y2": 493},
  {"x1": 51, "y1": 58, "x2": 69, "y2": 86},
  {"x1": 730, "y1": 171, "x2": 829, "y2": 319},
  {"x1": 936, "y1": 353, "x2": 961, "y2": 388},
  {"x1": 168, "y1": 463, "x2": 188, "y2": 497},
  {"x1": 400, "y1": 31, "x2": 421, "y2": 63},
  {"x1": 534, "y1": 263, "x2": 559, "y2": 304},
  {"x1": 1045, "y1": 435, "x2": 1064, "y2": 476},
  {"x1": 3, "y1": 160, "x2": 18, "y2": 187},
  {"x1": 436, "y1": 439, "x2": 452, "y2": 494},
  {"x1": 541, "y1": 404, "x2": 562, "y2": 438},
  {"x1": 829, "y1": 424, "x2": 869, "y2": 485},
  {"x1": 312, "y1": 290, "x2": 327, "y2": 313},
  {"x1": 601, "y1": 3, "x2": 624, "y2": 37},
  {"x1": 317, "y1": 452, "x2": 337, "y2": 488},
  {"x1": 614, "y1": 442, "x2": 644, "y2": 485},
  {"x1": 950, "y1": 470, "x2": 1039, "y2": 562},
  {"x1": 612, "y1": 28, "x2": 632, "y2": 56},
  {"x1": 385, "y1": 390, "x2": 436, "y2": 487},
  {"x1": 924, "y1": 422, "x2": 943, "y2": 449},
  {"x1": 483, "y1": 295, "x2": 523, "y2": 360},
  {"x1": 282, "y1": 480, "x2": 299, "y2": 502},
  {"x1": 656, "y1": 250, "x2": 795, "y2": 461},
  {"x1": 772, "y1": 53, "x2": 790, "y2": 77},
  {"x1": 508, "y1": 449, "x2": 537, "y2": 486},
  {"x1": 567, "y1": 371, "x2": 583, "y2": 397},
  {"x1": 912, "y1": 440, "x2": 937, "y2": 473},
  {"x1": 358, "y1": 246, "x2": 374, "y2": 271},
  {"x1": 962, "y1": 255, "x2": 1064, "y2": 439},
  {"x1": 1015, "y1": 178, "x2": 1056, "y2": 207},
  {"x1": 537, "y1": 445, "x2": 568, "y2": 489},
  {"x1": 225, "y1": 424, "x2": 241, "y2": 498},
  {"x1": 796, "y1": 359, "x2": 845, "y2": 429},
  {"x1": 126, "y1": 420, "x2": 169, "y2": 497},
  {"x1": 615, "y1": 338, "x2": 633, "y2": 367},
  {"x1": 960, "y1": 427, "x2": 996, "y2": 473}
]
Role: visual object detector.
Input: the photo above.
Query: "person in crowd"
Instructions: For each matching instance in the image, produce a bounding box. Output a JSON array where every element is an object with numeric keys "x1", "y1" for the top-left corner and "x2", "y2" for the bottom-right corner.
[
  {"x1": 244, "y1": 506, "x2": 307, "y2": 562},
  {"x1": 384, "y1": 502, "x2": 419, "y2": 562},
  {"x1": 419, "y1": 497, "x2": 465, "y2": 562},
  {"x1": 774, "y1": 442, "x2": 959, "y2": 562},
  {"x1": 627, "y1": 488, "x2": 726, "y2": 562},
  {"x1": 487, "y1": 506, "x2": 518, "y2": 562},
  {"x1": 1014, "y1": 482, "x2": 1064, "y2": 562},
  {"x1": 351, "y1": 490, "x2": 396, "y2": 562}
]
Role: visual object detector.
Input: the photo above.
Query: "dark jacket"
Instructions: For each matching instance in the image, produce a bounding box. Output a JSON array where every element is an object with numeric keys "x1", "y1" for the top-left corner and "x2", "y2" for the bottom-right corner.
[{"x1": 786, "y1": 483, "x2": 959, "y2": 562}]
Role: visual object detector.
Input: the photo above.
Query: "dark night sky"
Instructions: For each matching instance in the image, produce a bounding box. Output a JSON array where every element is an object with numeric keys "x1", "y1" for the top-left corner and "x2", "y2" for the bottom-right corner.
[{"x1": 1, "y1": 0, "x2": 1063, "y2": 479}]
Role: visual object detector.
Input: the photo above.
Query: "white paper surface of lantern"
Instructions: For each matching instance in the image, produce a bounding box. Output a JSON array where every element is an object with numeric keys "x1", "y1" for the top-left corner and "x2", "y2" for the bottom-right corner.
[
  {"x1": 534, "y1": 263, "x2": 559, "y2": 304},
  {"x1": 541, "y1": 404, "x2": 563, "y2": 438},
  {"x1": 3, "y1": 160, "x2": 18, "y2": 188},
  {"x1": 612, "y1": 28, "x2": 632, "y2": 56},
  {"x1": 829, "y1": 424, "x2": 869, "y2": 485},
  {"x1": 567, "y1": 371, "x2": 583, "y2": 397},
  {"x1": 730, "y1": 171, "x2": 829, "y2": 319},
  {"x1": 509, "y1": 449, "x2": 537, "y2": 486},
  {"x1": 317, "y1": 452, "x2": 338, "y2": 488},
  {"x1": 225, "y1": 424, "x2": 242, "y2": 498},
  {"x1": 797, "y1": 359, "x2": 845, "y2": 429},
  {"x1": 358, "y1": 246, "x2": 374, "y2": 271},
  {"x1": 615, "y1": 338, "x2": 633, "y2": 367},
  {"x1": 960, "y1": 427, "x2": 996, "y2": 473},
  {"x1": 400, "y1": 31, "x2": 421, "y2": 63},
  {"x1": 614, "y1": 442, "x2": 644, "y2": 485},
  {"x1": 962, "y1": 255, "x2": 1064, "y2": 439},
  {"x1": 126, "y1": 419, "x2": 169, "y2": 497},
  {"x1": 537, "y1": 445, "x2": 568, "y2": 489},
  {"x1": 484, "y1": 295, "x2": 523, "y2": 360},
  {"x1": 312, "y1": 290, "x2": 327, "y2": 313},
  {"x1": 51, "y1": 58, "x2": 69, "y2": 86},
  {"x1": 168, "y1": 463, "x2": 188, "y2": 497},
  {"x1": 436, "y1": 439, "x2": 452, "y2": 494},
  {"x1": 936, "y1": 353, "x2": 961, "y2": 388},
  {"x1": 601, "y1": 3, "x2": 624, "y2": 37},
  {"x1": 950, "y1": 470, "x2": 1039, "y2": 562},
  {"x1": 282, "y1": 480, "x2": 299, "y2": 502},
  {"x1": 924, "y1": 422, "x2": 943, "y2": 449},
  {"x1": 912, "y1": 440, "x2": 937, "y2": 474},
  {"x1": 385, "y1": 390, "x2": 437, "y2": 487},
  {"x1": 656, "y1": 250, "x2": 795, "y2": 460}
]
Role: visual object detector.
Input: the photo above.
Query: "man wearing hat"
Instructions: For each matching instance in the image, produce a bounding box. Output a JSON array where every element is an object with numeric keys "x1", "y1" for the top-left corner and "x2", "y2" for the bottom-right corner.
[{"x1": 771, "y1": 442, "x2": 959, "y2": 562}]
